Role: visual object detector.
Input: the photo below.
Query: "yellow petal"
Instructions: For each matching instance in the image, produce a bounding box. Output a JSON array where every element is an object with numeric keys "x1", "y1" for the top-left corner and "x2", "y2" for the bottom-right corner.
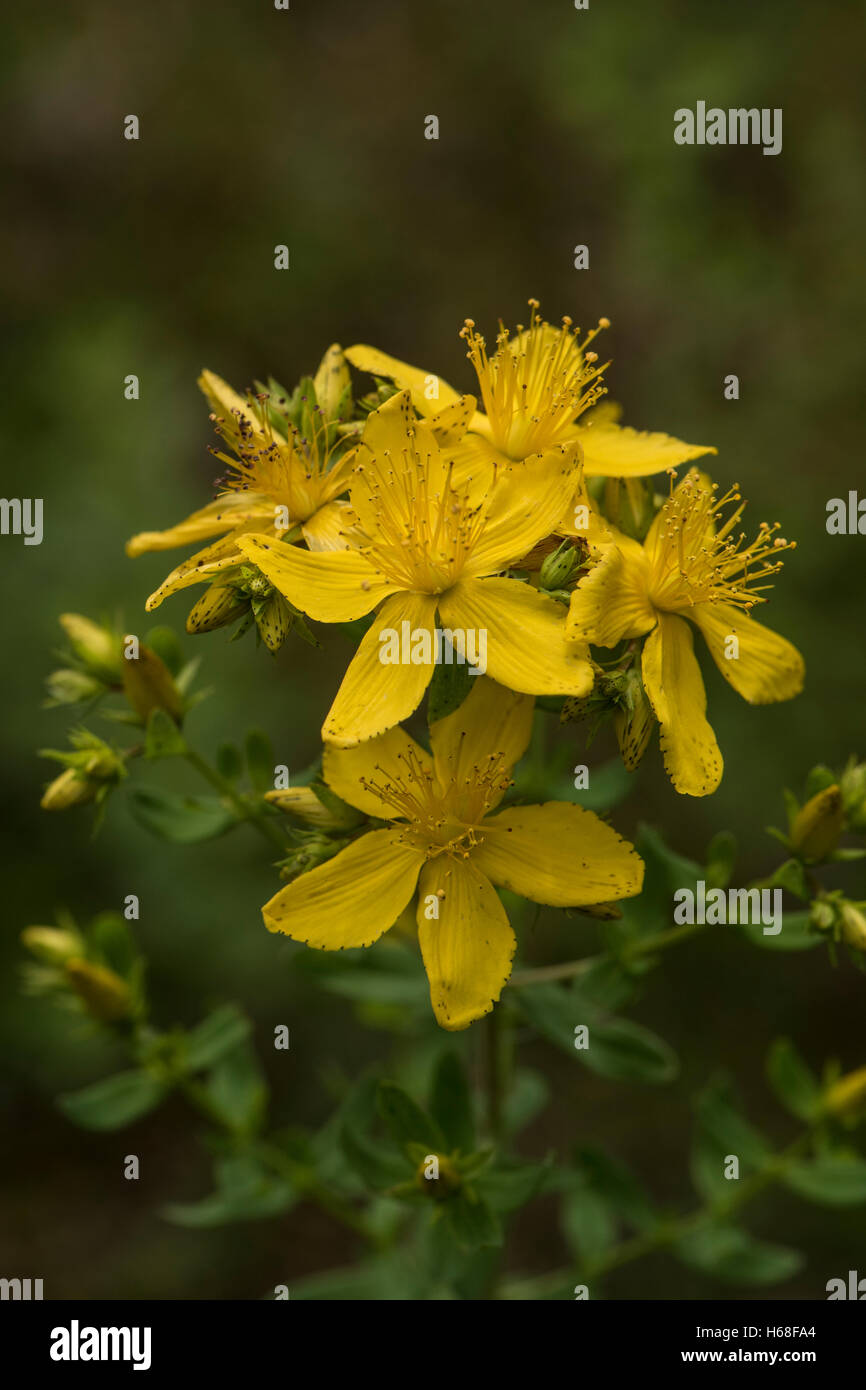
[
  {"x1": 262, "y1": 828, "x2": 424, "y2": 947},
  {"x1": 351, "y1": 392, "x2": 450, "y2": 535},
  {"x1": 462, "y1": 446, "x2": 584, "y2": 578},
  {"x1": 439, "y1": 577, "x2": 594, "y2": 697},
  {"x1": 473, "y1": 803, "x2": 644, "y2": 906},
  {"x1": 322, "y1": 590, "x2": 439, "y2": 746},
  {"x1": 417, "y1": 858, "x2": 515, "y2": 1030},
  {"x1": 126, "y1": 494, "x2": 272, "y2": 557},
  {"x1": 323, "y1": 725, "x2": 433, "y2": 819},
  {"x1": 566, "y1": 539, "x2": 656, "y2": 646},
  {"x1": 345, "y1": 344, "x2": 462, "y2": 415},
  {"x1": 301, "y1": 500, "x2": 354, "y2": 552},
  {"x1": 578, "y1": 422, "x2": 716, "y2": 479},
  {"x1": 427, "y1": 393, "x2": 478, "y2": 444},
  {"x1": 198, "y1": 370, "x2": 270, "y2": 437},
  {"x1": 144, "y1": 519, "x2": 276, "y2": 611},
  {"x1": 238, "y1": 534, "x2": 397, "y2": 622},
  {"x1": 641, "y1": 613, "x2": 723, "y2": 796},
  {"x1": 430, "y1": 676, "x2": 533, "y2": 817},
  {"x1": 690, "y1": 602, "x2": 805, "y2": 705}
]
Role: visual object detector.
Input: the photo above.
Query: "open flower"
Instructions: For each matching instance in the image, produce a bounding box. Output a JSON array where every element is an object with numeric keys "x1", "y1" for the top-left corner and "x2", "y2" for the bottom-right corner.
[
  {"x1": 259, "y1": 677, "x2": 644, "y2": 1029},
  {"x1": 566, "y1": 469, "x2": 805, "y2": 796},
  {"x1": 238, "y1": 390, "x2": 593, "y2": 745},
  {"x1": 126, "y1": 352, "x2": 356, "y2": 618},
  {"x1": 347, "y1": 301, "x2": 714, "y2": 478}
]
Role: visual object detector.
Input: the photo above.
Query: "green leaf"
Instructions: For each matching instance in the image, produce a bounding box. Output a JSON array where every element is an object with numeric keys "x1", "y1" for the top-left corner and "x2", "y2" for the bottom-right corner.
[
  {"x1": 615, "y1": 824, "x2": 702, "y2": 941},
  {"x1": 443, "y1": 1189, "x2": 502, "y2": 1250},
  {"x1": 705, "y1": 831, "x2": 737, "y2": 890},
  {"x1": 475, "y1": 1160, "x2": 551, "y2": 1213},
  {"x1": 570, "y1": 1146, "x2": 656, "y2": 1233},
  {"x1": 340, "y1": 1122, "x2": 409, "y2": 1190},
  {"x1": 766, "y1": 1038, "x2": 821, "y2": 1121},
  {"x1": 783, "y1": 1157, "x2": 866, "y2": 1207},
  {"x1": 184, "y1": 1004, "x2": 252, "y2": 1072},
  {"x1": 769, "y1": 857, "x2": 809, "y2": 900},
  {"x1": 144, "y1": 625, "x2": 184, "y2": 675},
  {"x1": 127, "y1": 786, "x2": 239, "y2": 843},
  {"x1": 205, "y1": 1041, "x2": 267, "y2": 1135},
  {"x1": 739, "y1": 909, "x2": 820, "y2": 951},
  {"x1": 164, "y1": 1155, "x2": 295, "y2": 1228},
  {"x1": 216, "y1": 743, "x2": 243, "y2": 782},
  {"x1": 88, "y1": 911, "x2": 137, "y2": 978},
  {"x1": 516, "y1": 982, "x2": 679, "y2": 1084},
  {"x1": 580, "y1": 1016, "x2": 679, "y2": 1084},
  {"x1": 427, "y1": 658, "x2": 474, "y2": 723},
  {"x1": 674, "y1": 1224, "x2": 803, "y2": 1286},
  {"x1": 430, "y1": 1052, "x2": 475, "y2": 1153},
  {"x1": 377, "y1": 1081, "x2": 443, "y2": 1151},
  {"x1": 574, "y1": 958, "x2": 638, "y2": 1012},
  {"x1": 503, "y1": 1068, "x2": 550, "y2": 1135},
  {"x1": 805, "y1": 764, "x2": 837, "y2": 799},
  {"x1": 562, "y1": 1187, "x2": 617, "y2": 1262},
  {"x1": 144, "y1": 707, "x2": 187, "y2": 759},
  {"x1": 58, "y1": 1070, "x2": 168, "y2": 1131},
  {"x1": 694, "y1": 1077, "x2": 771, "y2": 1168},
  {"x1": 245, "y1": 728, "x2": 275, "y2": 793}
]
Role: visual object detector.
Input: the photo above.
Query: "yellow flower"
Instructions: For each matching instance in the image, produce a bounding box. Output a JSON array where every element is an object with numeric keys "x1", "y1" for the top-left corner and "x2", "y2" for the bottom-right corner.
[
  {"x1": 238, "y1": 391, "x2": 593, "y2": 746},
  {"x1": 259, "y1": 678, "x2": 643, "y2": 1029},
  {"x1": 346, "y1": 301, "x2": 714, "y2": 478},
  {"x1": 126, "y1": 354, "x2": 356, "y2": 617},
  {"x1": 566, "y1": 469, "x2": 805, "y2": 796}
]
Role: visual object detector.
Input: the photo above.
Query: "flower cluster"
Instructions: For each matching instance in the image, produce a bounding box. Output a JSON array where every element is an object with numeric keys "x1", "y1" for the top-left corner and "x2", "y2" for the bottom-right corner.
[{"x1": 122, "y1": 303, "x2": 805, "y2": 1027}]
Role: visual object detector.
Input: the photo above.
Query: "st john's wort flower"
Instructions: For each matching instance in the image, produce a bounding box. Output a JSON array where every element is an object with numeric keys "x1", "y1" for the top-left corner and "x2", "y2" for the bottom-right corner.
[
  {"x1": 238, "y1": 390, "x2": 594, "y2": 746},
  {"x1": 566, "y1": 468, "x2": 805, "y2": 796},
  {"x1": 256, "y1": 677, "x2": 643, "y2": 1029}
]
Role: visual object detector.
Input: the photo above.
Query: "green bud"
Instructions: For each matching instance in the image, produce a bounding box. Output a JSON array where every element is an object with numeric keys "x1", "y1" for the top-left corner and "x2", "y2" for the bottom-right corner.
[
  {"x1": 59, "y1": 613, "x2": 122, "y2": 682},
  {"x1": 539, "y1": 540, "x2": 579, "y2": 592},
  {"x1": 45, "y1": 668, "x2": 104, "y2": 706},
  {"x1": 122, "y1": 643, "x2": 184, "y2": 724},
  {"x1": 414, "y1": 1151, "x2": 462, "y2": 1199},
  {"x1": 21, "y1": 925, "x2": 84, "y2": 965},
  {"x1": 64, "y1": 958, "x2": 132, "y2": 1022},
  {"x1": 790, "y1": 785, "x2": 844, "y2": 861},
  {"x1": 840, "y1": 758, "x2": 866, "y2": 834},
  {"x1": 840, "y1": 901, "x2": 866, "y2": 953}
]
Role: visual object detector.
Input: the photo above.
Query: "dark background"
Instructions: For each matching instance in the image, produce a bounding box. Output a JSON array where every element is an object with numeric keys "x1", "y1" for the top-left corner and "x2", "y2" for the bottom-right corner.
[{"x1": 2, "y1": 0, "x2": 864, "y2": 1298}]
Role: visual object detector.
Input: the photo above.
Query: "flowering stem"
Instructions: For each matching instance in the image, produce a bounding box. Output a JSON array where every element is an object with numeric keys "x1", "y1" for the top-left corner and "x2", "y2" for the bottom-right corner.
[
  {"x1": 509, "y1": 921, "x2": 706, "y2": 990},
  {"x1": 183, "y1": 749, "x2": 285, "y2": 850},
  {"x1": 499, "y1": 1133, "x2": 812, "y2": 1299}
]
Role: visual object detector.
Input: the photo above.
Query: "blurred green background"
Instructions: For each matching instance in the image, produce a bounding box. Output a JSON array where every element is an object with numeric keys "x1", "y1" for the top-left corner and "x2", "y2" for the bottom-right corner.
[{"x1": 2, "y1": 0, "x2": 865, "y2": 1298}]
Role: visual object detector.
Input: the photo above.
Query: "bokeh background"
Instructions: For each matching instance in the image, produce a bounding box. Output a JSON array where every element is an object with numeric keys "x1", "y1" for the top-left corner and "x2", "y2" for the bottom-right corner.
[{"x1": 2, "y1": 0, "x2": 865, "y2": 1298}]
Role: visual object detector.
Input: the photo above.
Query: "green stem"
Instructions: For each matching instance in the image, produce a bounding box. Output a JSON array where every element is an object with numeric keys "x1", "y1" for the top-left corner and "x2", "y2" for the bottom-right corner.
[
  {"x1": 184, "y1": 748, "x2": 285, "y2": 850},
  {"x1": 510, "y1": 921, "x2": 706, "y2": 990}
]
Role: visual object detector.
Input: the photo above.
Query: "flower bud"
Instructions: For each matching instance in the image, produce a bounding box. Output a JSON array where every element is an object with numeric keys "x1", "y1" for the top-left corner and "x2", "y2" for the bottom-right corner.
[
  {"x1": 45, "y1": 668, "x2": 104, "y2": 706},
  {"x1": 59, "y1": 613, "x2": 122, "y2": 683},
  {"x1": 539, "y1": 540, "x2": 579, "y2": 592},
  {"x1": 41, "y1": 767, "x2": 99, "y2": 810},
  {"x1": 414, "y1": 1152, "x2": 462, "y2": 1199},
  {"x1": 840, "y1": 759, "x2": 866, "y2": 834},
  {"x1": 790, "y1": 785, "x2": 844, "y2": 861},
  {"x1": 64, "y1": 958, "x2": 132, "y2": 1022},
  {"x1": 823, "y1": 1066, "x2": 866, "y2": 1121},
  {"x1": 840, "y1": 901, "x2": 866, "y2": 953},
  {"x1": 313, "y1": 344, "x2": 351, "y2": 421},
  {"x1": 614, "y1": 669, "x2": 655, "y2": 771},
  {"x1": 21, "y1": 925, "x2": 84, "y2": 965},
  {"x1": 121, "y1": 643, "x2": 184, "y2": 724},
  {"x1": 186, "y1": 584, "x2": 248, "y2": 635},
  {"x1": 266, "y1": 784, "x2": 363, "y2": 831}
]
